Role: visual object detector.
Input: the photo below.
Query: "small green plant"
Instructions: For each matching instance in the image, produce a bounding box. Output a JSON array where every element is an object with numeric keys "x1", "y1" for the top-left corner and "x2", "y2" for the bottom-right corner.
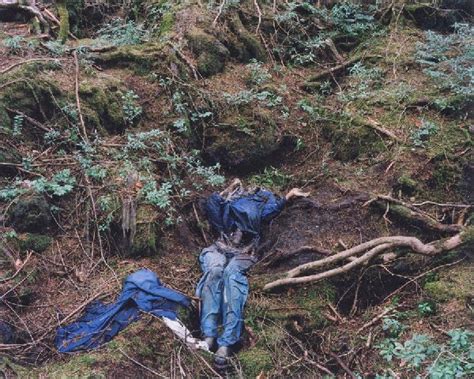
[
  {"x1": 250, "y1": 167, "x2": 291, "y2": 190},
  {"x1": 32, "y1": 169, "x2": 76, "y2": 196},
  {"x1": 416, "y1": 23, "x2": 473, "y2": 99},
  {"x1": 3, "y1": 35, "x2": 25, "y2": 55},
  {"x1": 377, "y1": 326, "x2": 474, "y2": 377},
  {"x1": 382, "y1": 317, "x2": 406, "y2": 338},
  {"x1": 122, "y1": 90, "x2": 142, "y2": 126},
  {"x1": 96, "y1": 18, "x2": 149, "y2": 46},
  {"x1": 12, "y1": 114, "x2": 24, "y2": 137},
  {"x1": 247, "y1": 59, "x2": 271, "y2": 87},
  {"x1": 417, "y1": 300, "x2": 437, "y2": 317},
  {"x1": 411, "y1": 119, "x2": 438, "y2": 147}
]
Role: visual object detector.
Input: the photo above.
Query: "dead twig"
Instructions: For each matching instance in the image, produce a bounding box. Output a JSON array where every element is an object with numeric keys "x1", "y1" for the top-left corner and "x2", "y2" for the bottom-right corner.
[
  {"x1": 119, "y1": 348, "x2": 167, "y2": 378},
  {"x1": 356, "y1": 307, "x2": 394, "y2": 334},
  {"x1": 329, "y1": 352, "x2": 357, "y2": 379},
  {"x1": 254, "y1": 0, "x2": 262, "y2": 33},
  {"x1": 212, "y1": 0, "x2": 226, "y2": 27},
  {"x1": 73, "y1": 51, "x2": 88, "y2": 143}
]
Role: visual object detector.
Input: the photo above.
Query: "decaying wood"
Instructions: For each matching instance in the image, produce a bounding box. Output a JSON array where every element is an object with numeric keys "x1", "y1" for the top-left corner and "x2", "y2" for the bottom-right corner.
[
  {"x1": 263, "y1": 227, "x2": 472, "y2": 291},
  {"x1": 0, "y1": 0, "x2": 49, "y2": 33},
  {"x1": 372, "y1": 197, "x2": 463, "y2": 234},
  {"x1": 305, "y1": 54, "x2": 381, "y2": 83}
]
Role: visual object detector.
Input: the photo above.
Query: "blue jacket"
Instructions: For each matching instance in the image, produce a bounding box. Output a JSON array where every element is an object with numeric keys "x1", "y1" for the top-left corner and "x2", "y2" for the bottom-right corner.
[
  {"x1": 205, "y1": 189, "x2": 286, "y2": 237},
  {"x1": 55, "y1": 269, "x2": 190, "y2": 352}
]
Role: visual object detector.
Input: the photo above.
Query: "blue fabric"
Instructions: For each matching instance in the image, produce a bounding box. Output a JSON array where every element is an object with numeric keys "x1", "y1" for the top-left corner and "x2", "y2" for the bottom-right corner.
[
  {"x1": 205, "y1": 189, "x2": 286, "y2": 237},
  {"x1": 196, "y1": 245, "x2": 256, "y2": 347},
  {"x1": 55, "y1": 269, "x2": 190, "y2": 353}
]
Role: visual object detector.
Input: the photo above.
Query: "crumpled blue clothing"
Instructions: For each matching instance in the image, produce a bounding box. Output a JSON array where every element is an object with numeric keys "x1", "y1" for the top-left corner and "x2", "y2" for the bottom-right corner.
[
  {"x1": 55, "y1": 269, "x2": 190, "y2": 353},
  {"x1": 205, "y1": 189, "x2": 286, "y2": 237},
  {"x1": 196, "y1": 244, "x2": 256, "y2": 347}
]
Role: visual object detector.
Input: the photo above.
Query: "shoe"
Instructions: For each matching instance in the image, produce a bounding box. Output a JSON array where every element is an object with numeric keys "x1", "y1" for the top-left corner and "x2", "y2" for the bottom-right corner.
[
  {"x1": 204, "y1": 337, "x2": 215, "y2": 351},
  {"x1": 214, "y1": 345, "x2": 231, "y2": 369}
]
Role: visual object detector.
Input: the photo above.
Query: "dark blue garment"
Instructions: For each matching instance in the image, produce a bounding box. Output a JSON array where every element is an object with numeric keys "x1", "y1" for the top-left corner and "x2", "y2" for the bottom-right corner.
[
  {"x1": 205, "y1": 189, "x2": 286, "y2": 237},
  {"x1": 55, "y1": 269, "x2": 190, "y2": 353}
]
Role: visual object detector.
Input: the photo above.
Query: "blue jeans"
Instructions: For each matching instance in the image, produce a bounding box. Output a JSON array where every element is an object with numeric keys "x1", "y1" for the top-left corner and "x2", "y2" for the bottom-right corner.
[{"x1": 196, "y1": 246, "x2": 255, "y2": 347}]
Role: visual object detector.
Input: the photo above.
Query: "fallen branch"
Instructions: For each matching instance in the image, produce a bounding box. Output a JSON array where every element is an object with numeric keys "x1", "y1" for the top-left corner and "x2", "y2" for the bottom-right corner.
[
  {"x1": 356, "y1": 307, "x2": 394, "y2": 334},
  {"x1": 5, "y1": 108, "x2": 52, "y2": 133},
  {"x1": 263, "y1": 227, "x2": 472, "y2": 291},
  {"x1": 0, "y1": 58, "x2": 63, "y2": 75},
  {"x1": 329, "y1": 352, "x2": 357, "y2": 379},
  {"x1": 305, "y1": 54, "x2": 381, "y2": 83}
]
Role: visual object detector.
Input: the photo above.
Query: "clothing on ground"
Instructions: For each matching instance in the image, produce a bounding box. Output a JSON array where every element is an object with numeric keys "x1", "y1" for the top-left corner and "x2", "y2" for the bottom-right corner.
[
  {"x1": 55, "y1": 269, "x2": 190, "y2": 353},
  {"x1": 205, "y1": 189, "x2": 286, "y2": 237},
  {"x1": 196, "y1": 243, "x2": 256, "y2": 347}
]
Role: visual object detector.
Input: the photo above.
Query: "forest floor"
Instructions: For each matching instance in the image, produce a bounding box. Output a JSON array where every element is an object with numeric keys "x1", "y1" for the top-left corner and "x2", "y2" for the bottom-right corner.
[{"x1": 0, "y1": 1, "x2": 472, "y2": 378}]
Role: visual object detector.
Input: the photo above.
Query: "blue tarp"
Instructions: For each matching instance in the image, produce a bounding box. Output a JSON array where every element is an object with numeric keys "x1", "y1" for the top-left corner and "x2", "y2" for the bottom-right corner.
[
  {"x1": 55, "y1": 269, "x2": 190, "y2": 353},
  {"x1": 205, "y1": 189, "x2": 286, "y2": 237}
]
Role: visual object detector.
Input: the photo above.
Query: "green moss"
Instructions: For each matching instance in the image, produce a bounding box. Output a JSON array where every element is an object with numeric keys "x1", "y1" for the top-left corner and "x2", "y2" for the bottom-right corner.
[
  {"x1": 79, "y1": 78, "x2": 126, "y2": 134},
  {"x1": 204, "y1": 110, "x2": 280, "y2": 170},
  {"x1": 394, "y1": 175, "x2": 419, "y2": 196},
  {"x1": 238, "y1": 347, "x2": 273, "y2": 378},
  {"x1": 57, "y1": 0, "x2": 70, "y2": 44},
  {"x1": 294, "y1": 283, "x2": 336, "y2": 329},
  {"x1": 186, "y1": 28, "x2": 229, "y2": 77},
  {"x1": 424, "y1": 266, "x2": 473, "y2": 302},
  {"x1": 127, "y1": 204, "x2": 161, "y2": 257},
  {"x1": 159, "y1": 12, "x2": 175, "y2": 36},
  {"x1": 323, "y1": 118, "x2": 384, "y2": 161},
  {"x1": 228, "y1": 14, "x2": 266, "y2": 63},
  {"x1": 18, "y1": 233, "x2": 52, "y2": 253}
]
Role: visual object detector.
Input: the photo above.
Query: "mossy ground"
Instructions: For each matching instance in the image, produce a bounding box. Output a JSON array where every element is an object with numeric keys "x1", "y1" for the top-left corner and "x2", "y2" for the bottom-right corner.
[{"x1": 0, "y1": 2, "x2": 472, "y2": 377}]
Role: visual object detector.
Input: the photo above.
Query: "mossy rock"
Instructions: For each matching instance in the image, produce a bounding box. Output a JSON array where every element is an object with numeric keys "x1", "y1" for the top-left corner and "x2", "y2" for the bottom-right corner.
[
  {"x1": 0, "y1": 69, "x2": 62, "y2": 124},
  {"x1": 18, "y1": 233, "x2": 52, "y2": 253},
  {"x1": 203, "y1": 110, "x2": 289, "y2": 172},
  {"x1": 238, "y1": 347, "x2": 273, "y2": 378},
  {"x1": 92, "y1": 42, "x2": 168, "y2": 74},
  {"x1": 79, "y1": 77, "x2": 127, "y2": 134},
  {"x1": 0, "y1": 146, "x2": 21, "y2": 177},
  {"x1": 227, "y1": 14, "x2": 266, "y2": 63},
  {"x1": 186, "y1": 28, "x2": 229, "y2": 77},
  {"x1": 8, "y1": 195, "x2": 53, "y2": 233},
  {"x1": 424, "y1": 266, "x2": 473, "y2": 302},
  {"x1": 394, "y1": 175, "x2": 419, "y2": 196},
  {"x1": 322, "y1": 120, "x2": 385, "y2": 161}
]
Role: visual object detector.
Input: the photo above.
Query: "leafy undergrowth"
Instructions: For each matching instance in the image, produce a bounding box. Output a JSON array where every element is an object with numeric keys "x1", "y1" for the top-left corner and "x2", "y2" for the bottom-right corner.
[{"x1": 0, "y1": 1, "x2": 472, "y2": 378}]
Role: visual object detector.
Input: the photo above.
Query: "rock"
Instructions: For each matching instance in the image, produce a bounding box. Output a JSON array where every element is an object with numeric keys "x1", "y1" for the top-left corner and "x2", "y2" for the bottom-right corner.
[
  {"x1": 322, "y1": 120, "x2": 384, "y2": 162},
  {"x1": 186, "y1": 28, "x2": 230, "y2": 77},
  {"x1": 8, "y1": 195, "x2": 53, "y2": 233},
  {"x1": 203, "y1": 110, "x2": 294, "y2": 172},
  {"x1": 394, "y1": 175, "x2": 419, "y2": 196},
  {"x1": 79, "y1": 76, "x2": 128, "y2": 134}
]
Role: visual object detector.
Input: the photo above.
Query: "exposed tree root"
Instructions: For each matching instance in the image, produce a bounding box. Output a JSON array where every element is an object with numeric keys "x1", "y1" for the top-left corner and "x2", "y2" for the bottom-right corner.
[
  {"x1": 369, "y1": 195, "x2": 465, "y2": 234},
  {"x1": 263, "y1": 227, "x2": 473, "y2": 291}
]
